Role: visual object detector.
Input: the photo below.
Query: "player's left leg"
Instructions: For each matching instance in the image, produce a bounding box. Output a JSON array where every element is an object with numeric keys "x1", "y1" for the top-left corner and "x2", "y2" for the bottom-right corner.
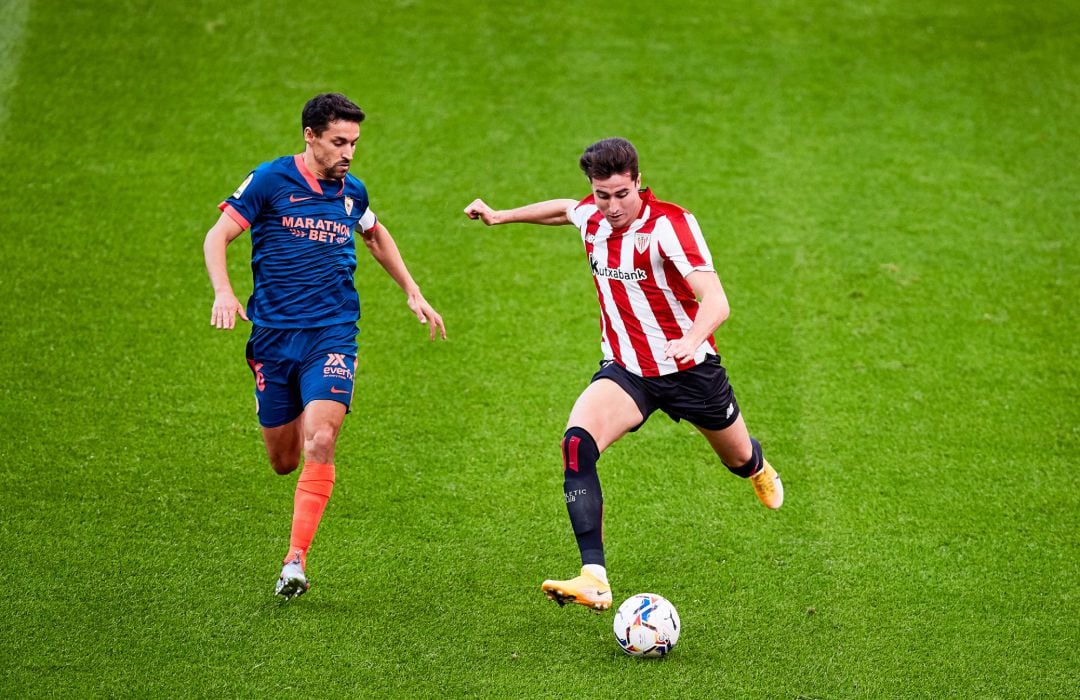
[
  {"x1": 696, "y1": 415, "x2": 783, "y2": 510},
  {"x1": 261, "y1": 418, "x2": 303, "y2": 475},
  {"x1": 276, "y1": 399, "x2": 347, "y2": 600},
  {"x1": 662, "y1": 355, "x2": 783, "y2": 509}
]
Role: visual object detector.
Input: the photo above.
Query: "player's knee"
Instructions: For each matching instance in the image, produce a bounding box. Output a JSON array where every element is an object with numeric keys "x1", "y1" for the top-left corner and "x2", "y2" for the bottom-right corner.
[
  {"x1": 562, "y1": 426, "x2": 603, "y2": 535},
  {"x1": 269, "y1": 455, "x2": 300, "y2": 475},
  {"x1": 562, "y1": 426, "x2": 600, "y2": 478},
  {"x1": 304, "y1": 425, "x2": 340, "y2": 462}
]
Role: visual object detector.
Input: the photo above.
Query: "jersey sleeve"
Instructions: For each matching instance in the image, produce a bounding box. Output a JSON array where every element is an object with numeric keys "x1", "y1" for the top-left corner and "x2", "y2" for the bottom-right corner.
[
  {"x1": 567, "y1": 198, "x2": 592, "y2": 228},
  {"x1": 218, "y1": 165, "x2": 273, "y2": 229},
  {"x1": 656, "y1": 211, "x2": 715, "y2": 276},
  {"x1": 350, "y1": 179, "x2": 377, "y2": 233}
]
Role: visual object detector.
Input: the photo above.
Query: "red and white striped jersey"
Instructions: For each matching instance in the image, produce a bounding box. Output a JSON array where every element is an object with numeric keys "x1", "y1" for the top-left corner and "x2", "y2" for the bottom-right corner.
[{"x1": 567, "y1": 188, "x2": 718, "y2": 377}]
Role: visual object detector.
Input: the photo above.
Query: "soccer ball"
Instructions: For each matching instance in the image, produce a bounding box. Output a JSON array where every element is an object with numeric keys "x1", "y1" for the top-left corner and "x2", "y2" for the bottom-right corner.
[{"x1": 613, "y1": 593, "x2": 680, "y2": 657}]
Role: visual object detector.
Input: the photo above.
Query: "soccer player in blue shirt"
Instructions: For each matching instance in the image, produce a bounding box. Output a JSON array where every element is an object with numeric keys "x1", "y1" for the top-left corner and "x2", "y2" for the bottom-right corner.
[{"x1": 203, "y1": 93, "x2": 446, "y2": 600}]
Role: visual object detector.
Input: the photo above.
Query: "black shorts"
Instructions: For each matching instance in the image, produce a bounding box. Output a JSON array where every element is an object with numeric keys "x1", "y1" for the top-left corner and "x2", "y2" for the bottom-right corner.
[{"x1": 591, "y1": 355, "x2": 741, "y2": 432}]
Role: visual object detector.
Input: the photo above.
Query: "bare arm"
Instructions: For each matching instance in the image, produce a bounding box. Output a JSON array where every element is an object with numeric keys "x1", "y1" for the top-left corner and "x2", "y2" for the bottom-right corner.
[
  {"x1": 360, "y1": 221, "x2": 447, "y2": 340},
  {"x1": 463, "y1": 198, "x2": 578, "y2": 226},
  {"x1": 203, "y1": 211, "x2": 250, "y2": 329},
  {"x1": 663, "y1": 270, "x2": 731, "y2": 362}
]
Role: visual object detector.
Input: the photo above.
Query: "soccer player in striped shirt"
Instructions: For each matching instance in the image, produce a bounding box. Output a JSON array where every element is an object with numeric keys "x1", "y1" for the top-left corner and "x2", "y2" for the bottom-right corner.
[
  {"x1": 464, "y1": 137, "x2": 782, "y2": 611},
  {"x1": 204, "y1": 93, "x2": 446, "y2": 600}
]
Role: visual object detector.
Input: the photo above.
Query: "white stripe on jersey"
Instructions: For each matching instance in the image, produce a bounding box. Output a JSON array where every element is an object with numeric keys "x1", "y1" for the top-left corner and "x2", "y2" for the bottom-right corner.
[{"x1": 594, "y1": 273, "x2": 641, "y2": 375}]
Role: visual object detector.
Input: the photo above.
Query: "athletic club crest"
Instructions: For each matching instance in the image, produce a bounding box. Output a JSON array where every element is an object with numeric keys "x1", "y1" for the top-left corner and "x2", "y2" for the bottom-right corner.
[
  {"x1": 634, "y1": 232, "x2": 651, "y2": 254},
  {"x1": 344, "y1": 196, "x2": 354, "y2": 216}
]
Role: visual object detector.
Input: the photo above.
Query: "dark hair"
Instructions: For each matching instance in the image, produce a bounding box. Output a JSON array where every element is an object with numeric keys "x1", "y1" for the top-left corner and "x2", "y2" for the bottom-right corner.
[
  {"x1": 579, "y1": 137, "x2": 639, "y2": 181},
  {"x1": 302, "y1": 93, "x2": 365, "y2": 135}
]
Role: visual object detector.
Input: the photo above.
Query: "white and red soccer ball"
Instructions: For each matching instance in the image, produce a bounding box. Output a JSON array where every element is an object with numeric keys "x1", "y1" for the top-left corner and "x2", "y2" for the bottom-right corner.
[{"x1": 613, "y1": 593, "x2": 680, "y2": 657}]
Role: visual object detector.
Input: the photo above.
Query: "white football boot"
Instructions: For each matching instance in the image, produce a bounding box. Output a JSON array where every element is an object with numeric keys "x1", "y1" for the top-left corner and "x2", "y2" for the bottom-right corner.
[{"x1": 275, "y1": 550, "x2": 310, "y2": 601}]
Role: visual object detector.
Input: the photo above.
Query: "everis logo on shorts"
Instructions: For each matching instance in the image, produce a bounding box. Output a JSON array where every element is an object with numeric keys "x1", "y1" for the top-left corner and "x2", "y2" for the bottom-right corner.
[
  {"x1": 589, "y1": 255, "x2": 646, "y2": 281},
  {"x1": 323, "y1": 353, "x2": 353, "y2": 380}
]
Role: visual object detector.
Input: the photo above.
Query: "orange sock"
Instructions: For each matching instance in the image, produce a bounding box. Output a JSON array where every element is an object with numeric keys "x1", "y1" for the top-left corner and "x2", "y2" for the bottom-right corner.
[{"x1": 285, "y1": 461, "x2": 335, "y2": 566}]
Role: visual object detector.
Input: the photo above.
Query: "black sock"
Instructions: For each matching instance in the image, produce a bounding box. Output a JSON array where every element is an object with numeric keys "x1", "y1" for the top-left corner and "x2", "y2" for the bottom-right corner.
[
  {"x1": 562, "y1": 426, "x2": 604, "y2": 567},
  {"x1": 725, "y1": 437, "x2": 764, "y2": 478}
]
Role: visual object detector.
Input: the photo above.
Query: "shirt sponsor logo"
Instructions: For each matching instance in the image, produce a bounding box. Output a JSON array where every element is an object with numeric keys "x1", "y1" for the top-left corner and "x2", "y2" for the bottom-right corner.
[
  {"x1": 281, "y1": 215, "x2": 351, "y2": 244},
  {"x1": 589, "y1": 255, "x2": 646, "y2": 281}
]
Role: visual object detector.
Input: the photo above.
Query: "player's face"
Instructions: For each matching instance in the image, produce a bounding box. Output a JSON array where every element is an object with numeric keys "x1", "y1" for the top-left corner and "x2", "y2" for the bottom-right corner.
[
  {"x1": 590, "y1": 172, "x2": 642, "y2": 228},
  {"x1": 304, "y1": 120, "x2": 360, "y2": 180}
]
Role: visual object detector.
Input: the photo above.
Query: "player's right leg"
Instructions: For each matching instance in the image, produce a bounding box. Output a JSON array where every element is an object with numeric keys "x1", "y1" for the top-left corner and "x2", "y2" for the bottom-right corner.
[
  {"x1": 247, "y1": 327, "x2": 315, "y2": 599},
  {"x1": 259, "y1": 417, "x2": 311, "y2": 600},
  {"x1": 262, "y1": 418, "x2": 303, "y2": 475},
  {"x1": 542, "y1": 377, "x2": 646, "y2": 611}
]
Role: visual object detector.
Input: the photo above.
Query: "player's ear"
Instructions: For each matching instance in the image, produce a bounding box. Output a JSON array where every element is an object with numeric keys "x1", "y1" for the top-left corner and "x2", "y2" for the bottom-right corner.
[{"x1": 303, "y1": 126, "x2": 315, "y2": 145}]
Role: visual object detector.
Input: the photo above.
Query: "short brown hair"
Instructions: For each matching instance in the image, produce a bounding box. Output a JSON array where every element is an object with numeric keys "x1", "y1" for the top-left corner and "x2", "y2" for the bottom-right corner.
[{"x1": 579, "y1": 137, "x2": 639, "y2": 181}]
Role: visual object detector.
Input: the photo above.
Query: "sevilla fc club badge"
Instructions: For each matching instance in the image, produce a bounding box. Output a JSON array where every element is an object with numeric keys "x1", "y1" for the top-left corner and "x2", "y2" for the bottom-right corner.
[{"x1": 344, "y1": 196, "x2": 354, "y2": 216}]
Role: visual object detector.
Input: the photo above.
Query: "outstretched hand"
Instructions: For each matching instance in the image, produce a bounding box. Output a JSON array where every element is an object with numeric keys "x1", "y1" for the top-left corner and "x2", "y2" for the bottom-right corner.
[{"x1": 408, "y1": 291, "x2": 447, "y2": 341}]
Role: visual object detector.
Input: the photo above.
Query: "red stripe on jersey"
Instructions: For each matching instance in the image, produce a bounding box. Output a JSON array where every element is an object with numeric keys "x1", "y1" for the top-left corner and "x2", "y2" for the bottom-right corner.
[
  {"x1": 632, "y1": 219, "x2": 682, "y2": 342},
  {"x1": 607, "y1": 232, "x2": 659, "y2": 376},
  {"x1": 634, "y1": 217, "x2": 697, "y2": 370},
  {"x1": 663, "y1": 257, "x2": 697, "y2": 303},
  {"x1": 663, "y1": 206, "x2": 707, "y2": 268},
  {"x1": 293, "y1": 154, "x2": 324, "y2": 195},
  {"x1": 659, "y1": 258, "x2": 700, "y2": 371},
  {"x1": 638, "y1": 239, "x2": 694, "y2": 372},
  {"x1": 584, "y1": 209, "x2": 604, "y2": 241},
  {"x1": 218, "y1": 202, "x2": 250, "y2": 229}
]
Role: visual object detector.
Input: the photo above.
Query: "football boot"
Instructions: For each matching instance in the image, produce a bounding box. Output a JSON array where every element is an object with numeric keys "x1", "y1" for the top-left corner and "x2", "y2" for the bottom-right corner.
[
  {"x1": 541, "y1": 567, "x2": 612, "y2": 611},
  {"x1": 750, "y1": 460, "x2": 784, "y2": 510}
]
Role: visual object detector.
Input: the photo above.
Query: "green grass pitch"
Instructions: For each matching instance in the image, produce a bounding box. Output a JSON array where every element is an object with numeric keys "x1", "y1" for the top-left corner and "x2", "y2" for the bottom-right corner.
[{"x1": 1, "y1": 0, "x2": 1076, "y2": 696}]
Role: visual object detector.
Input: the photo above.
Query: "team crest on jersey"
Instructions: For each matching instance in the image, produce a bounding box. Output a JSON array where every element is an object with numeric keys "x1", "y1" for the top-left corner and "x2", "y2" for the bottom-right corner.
[
  {"x1": 634, "y1": 232, "x2": 651, "y2": 254},
  {"x1": 344, "y1": 196, "x2": 354, "y2": 216}
]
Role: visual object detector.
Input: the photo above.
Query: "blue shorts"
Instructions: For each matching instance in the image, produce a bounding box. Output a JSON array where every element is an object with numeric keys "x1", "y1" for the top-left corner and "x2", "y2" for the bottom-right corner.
[
  {"x1": 245, "y1": 322, "x2": 359, "y2": 428},
  {"x1": 591, "y1": 355, "x2": 741, "y2": 432}
]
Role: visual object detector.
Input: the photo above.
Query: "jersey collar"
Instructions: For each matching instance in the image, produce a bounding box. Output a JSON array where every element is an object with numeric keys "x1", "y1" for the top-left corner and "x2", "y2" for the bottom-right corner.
[{"x1": 293, "y1": 153, "x2": 346, "y2": 196}]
